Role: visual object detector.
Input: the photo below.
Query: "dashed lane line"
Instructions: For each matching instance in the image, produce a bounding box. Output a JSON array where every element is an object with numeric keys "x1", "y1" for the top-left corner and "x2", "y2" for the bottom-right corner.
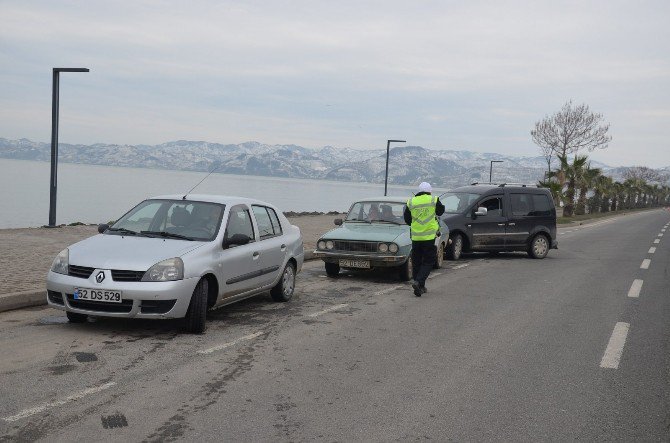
[
  {"x1": 653, "y1": 239, "x2": 660, "y2": 244},
  {"x1": 627, "y1": 279, "x2": 644, "y2": 298},
  {"x1": 2, "y1": 382, "x2": 116, "y2": 422},
  {"x1": 197, "y1": 331, "x2": 264, "y2": 355},
  {"x1": 600, "y1": 322, "x2": 630, "y2": 369},
  {"x1": 649, "y1": 247, "x2": 656, "y2": 254},
  {"x1": 659, "y1": 233, "x2": 664, "y2": 237},
  {"x1": 453, "y1": 263, "x2": 470, "y2": 270},
  {"x1": 307, "y1": 303, "x2": 349, "y2": 318},
  {"x1": 640, "y1": 259, "x2": 651, "y2": 270}
]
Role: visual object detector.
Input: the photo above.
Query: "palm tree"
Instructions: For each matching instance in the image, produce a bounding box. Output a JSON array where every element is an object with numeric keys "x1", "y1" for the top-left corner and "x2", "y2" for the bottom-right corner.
[
  {"x1": 559, "y1": 154, "x2": 589, "y2": 217},
  {"x1": 538, "y1": 179, "x2": 563, "y2": 208},
  {"x1": 611, "y1": 181, "x2": 624, "y2": 211},
  {"x1": 594, "y1": 175, "x2": 614, "y2": 213},
  {"x1": 575, "y1": 164, "x2": 602, "y2": 215}
]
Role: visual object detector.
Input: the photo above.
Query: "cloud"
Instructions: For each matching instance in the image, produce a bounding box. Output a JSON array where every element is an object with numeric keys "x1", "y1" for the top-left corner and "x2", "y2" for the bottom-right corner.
[{"x1": 1, "y1": 0, "x2": 669, "y2": 167}]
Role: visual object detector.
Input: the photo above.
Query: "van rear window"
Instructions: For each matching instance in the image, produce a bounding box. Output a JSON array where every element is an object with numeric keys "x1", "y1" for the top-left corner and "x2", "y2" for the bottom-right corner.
[{"x1": 530, "y1": 195, "x2": 553, "y2": 216}]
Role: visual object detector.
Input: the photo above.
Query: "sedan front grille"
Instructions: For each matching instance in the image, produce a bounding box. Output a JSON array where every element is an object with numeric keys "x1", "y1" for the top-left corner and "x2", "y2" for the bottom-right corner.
[
  {"x1": 66, "y1": 294, "x2": 133, "y2": 313},
  {"x1": 112, "y1": 270, "x2": 145, "y2": 282},
  {"x1": 332, "y1": 240, "x2": 379, "y2": 253},
  {"x1": 68, "y1": 265, "x2": 95, "y2": 279}
]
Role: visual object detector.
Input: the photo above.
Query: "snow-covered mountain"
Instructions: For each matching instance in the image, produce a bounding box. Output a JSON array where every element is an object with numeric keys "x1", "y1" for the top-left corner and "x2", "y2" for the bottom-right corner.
[{"x1": 0, "y1": 137, "x2": 650, "y2": 188}]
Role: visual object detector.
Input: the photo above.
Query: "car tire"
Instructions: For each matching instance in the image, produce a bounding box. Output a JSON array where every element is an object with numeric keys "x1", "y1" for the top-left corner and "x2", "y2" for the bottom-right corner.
[
  {"x1": 66, "y1": 311, "x2": 87, "y2": 323},
  {"x1": 399, "y1": 255, "x2": 413, "y2": 281},
  {"x1": 325, "y1": 262, "x2": 340, "y2": 277},
  {"x1": 271, "y1": 262, "x2": 296, "y2": 302},
  {"x1": 433, "y1": 242, "x2": 444, "y2": 269},
  {"x1": 446, "y1": 233, "x2": 463, "y2": 260},
  {"x1": 528, "y1": 234, "x2": 550, "y2": 259},
  {"x1": 184, "y1": 278, "x2": 208, "y2": 334}
]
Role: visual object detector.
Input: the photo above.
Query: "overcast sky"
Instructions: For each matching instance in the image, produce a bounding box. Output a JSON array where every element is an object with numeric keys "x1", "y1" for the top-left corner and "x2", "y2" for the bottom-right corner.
[{"x1": 1, "y1": 0, "x2": 668, "y2": 167}]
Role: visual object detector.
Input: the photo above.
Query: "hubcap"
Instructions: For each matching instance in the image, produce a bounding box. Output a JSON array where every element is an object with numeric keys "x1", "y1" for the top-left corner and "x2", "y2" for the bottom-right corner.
[
  {"x1": 455, "y1": 237, "x2": 462, "y2": 257},
  {"x1": 283, "y1": 266, "x2": 295, "y2": 296},
  {"x1": 534, "y1": 237, "x2": 548, "y2": 256}
]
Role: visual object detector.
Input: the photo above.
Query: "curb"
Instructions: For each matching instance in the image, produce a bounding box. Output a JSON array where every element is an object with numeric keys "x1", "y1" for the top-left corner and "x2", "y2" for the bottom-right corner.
[
  {"x1": 1, "y1": 251, "x2": 320, "y2": 314},
  {"x1": 0, "y1": 290, "x2": 46, "y2": 314}
]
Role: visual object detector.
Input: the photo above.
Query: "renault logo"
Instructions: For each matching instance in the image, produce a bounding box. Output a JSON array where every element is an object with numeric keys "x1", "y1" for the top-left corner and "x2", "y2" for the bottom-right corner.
[{"x1": 96, "y1": 271, "x2": 105, "y2": 283}]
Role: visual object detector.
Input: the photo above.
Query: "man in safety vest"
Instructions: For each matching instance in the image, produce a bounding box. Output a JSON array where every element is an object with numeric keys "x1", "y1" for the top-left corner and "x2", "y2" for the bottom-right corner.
[{"x1": 403, "y1": 182, "x2": 445, "y2": 296}]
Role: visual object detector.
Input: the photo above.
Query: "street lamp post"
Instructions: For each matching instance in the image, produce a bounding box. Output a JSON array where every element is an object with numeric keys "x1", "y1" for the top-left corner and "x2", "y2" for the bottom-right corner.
[
  {"x1": 489, "y1": 160, "x2": 503, "y2": 184},
  {"x1": 49, "y1": 67, "x2": 89, "y2": 227},
  {"x1": 384, "y1": 139, "x2": 406, "y2": 196}
]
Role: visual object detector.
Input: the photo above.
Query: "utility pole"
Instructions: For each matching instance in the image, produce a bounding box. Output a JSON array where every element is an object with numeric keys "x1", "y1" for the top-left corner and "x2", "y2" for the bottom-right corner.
[{"x1": 384, "y1": 139, "x2": 406, "y2": 196}]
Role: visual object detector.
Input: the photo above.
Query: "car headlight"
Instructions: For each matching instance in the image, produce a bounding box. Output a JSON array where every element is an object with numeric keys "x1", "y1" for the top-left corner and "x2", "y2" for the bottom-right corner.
[
  {"x1": 141, "y1": 257, "x2": 184, "y2": 282},
  {"x1": 326, "y1": 240, "x2": 334, "y2": 250},
  {"x1": 50, "y1": 248, "x2": 69, "y2": 275},
  {"x1": 378, "y1": 243, "x2": 389, "y2": 253},
  {"x1": 389, "y1": 243, "x2": 399, "y2": 253},
  {"x1": 318, "y1": 240, "x2": 326, "y2": 250}
]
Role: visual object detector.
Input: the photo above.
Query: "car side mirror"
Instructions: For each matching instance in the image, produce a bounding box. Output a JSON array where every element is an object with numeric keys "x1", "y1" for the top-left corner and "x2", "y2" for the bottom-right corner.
[
  {"x1": 98, "y1": 223, "x2": 109, "y2": 234},
  {"x1": 474, "y1": 207, "x2": 488, "y2": 217},
  {"x1": 222, "y1": 233, "x2": 251, "y2": 249},
  {"x1": 334, "y1": 218, "x2": 343, "y2": 226}
]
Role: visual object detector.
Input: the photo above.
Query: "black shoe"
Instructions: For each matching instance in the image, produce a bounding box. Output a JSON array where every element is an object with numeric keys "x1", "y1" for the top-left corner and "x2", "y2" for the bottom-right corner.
[{"x1": 412, "y1": 282, "x2": 422, "y2": 297}]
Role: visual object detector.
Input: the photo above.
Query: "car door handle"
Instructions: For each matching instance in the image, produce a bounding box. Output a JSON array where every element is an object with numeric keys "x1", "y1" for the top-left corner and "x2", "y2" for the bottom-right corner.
[
  {"x1": 253, "y1": 251, "x2": 260, "y2": 259},
  {"x1": 508, "y1": 222, "x2": 516, "y2": 226},
  {"x1": 498, "y1": 223, "x2": 506, "y2": 226},
  {"x1": 280, "y1": 244, "x2": 286, "y2": 251},
  {"x1": 466, "y1": 224, "x2": 472, "y2": 228}
]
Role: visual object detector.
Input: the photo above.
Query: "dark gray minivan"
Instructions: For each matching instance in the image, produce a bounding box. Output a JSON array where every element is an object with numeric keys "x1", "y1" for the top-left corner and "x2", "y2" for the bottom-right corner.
[{"x1": 440, "y1": 183, "x2": 557, "y2": 259}]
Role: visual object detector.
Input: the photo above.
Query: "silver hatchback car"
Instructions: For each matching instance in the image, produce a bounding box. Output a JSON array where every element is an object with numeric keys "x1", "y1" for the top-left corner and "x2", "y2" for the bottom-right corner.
[{"x1": 46, "y1": 195, "x2": 304, "y2": 333}]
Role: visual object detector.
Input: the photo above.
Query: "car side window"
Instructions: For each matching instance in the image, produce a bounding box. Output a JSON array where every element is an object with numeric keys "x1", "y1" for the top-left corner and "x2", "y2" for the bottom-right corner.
[
  {"x1": 252, "y1": 205, "x2": 276, "y2": 239},
  {"x1": 478, "y1": 197, "x2": 502, "y2": 217},
  {"x1": 530, "y1": 194, "x2": 553, "y2": 216},
  {"x1": 224, "y1": 206, "x2": 255, "y2": 242},
  {"x1": 267, "y1": 207, "x2": 283, "y2": 235},
  {"x1": 510, "y1": 193, "x2": 532, "y2": 217}
]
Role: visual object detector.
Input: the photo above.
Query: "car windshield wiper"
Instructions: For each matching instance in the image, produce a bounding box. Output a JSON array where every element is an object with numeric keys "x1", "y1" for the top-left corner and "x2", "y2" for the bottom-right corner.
[
  {"x1": 140, "y1": 230, "x2": 195, "y2": 241},
  {"x1": 371, "y1": 220, "x2": 403, "y2": 225},
  {"x1": 106, "y1": 227, "x2": 139, "y2": 236}
]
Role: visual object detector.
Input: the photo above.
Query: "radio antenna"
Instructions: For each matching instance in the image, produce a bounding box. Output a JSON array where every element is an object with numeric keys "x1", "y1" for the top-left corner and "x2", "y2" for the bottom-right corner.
[{"x1": 182, "y1": 162, "x2": 221, "y2": 200}]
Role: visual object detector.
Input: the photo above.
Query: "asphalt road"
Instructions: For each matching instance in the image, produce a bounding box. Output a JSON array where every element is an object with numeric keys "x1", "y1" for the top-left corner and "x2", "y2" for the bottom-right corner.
[{"x1": 1, "y1": 209, "x2": 669, "y2": 442}]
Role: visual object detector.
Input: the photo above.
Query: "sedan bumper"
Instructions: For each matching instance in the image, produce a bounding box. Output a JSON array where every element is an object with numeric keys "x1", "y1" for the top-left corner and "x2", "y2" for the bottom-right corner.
[
  {"x1": 46, "y1": 270, "x2": 200, "y2": 319},
  {"x1": 312, "y1": 250, "x2": 407, "y2": 268}
]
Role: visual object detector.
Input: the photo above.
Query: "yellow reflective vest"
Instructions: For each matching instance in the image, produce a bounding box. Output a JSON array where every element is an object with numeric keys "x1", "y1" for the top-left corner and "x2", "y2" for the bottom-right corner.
[{"x1": 407, "y1": 194, "x2": 439, "y2": 241}]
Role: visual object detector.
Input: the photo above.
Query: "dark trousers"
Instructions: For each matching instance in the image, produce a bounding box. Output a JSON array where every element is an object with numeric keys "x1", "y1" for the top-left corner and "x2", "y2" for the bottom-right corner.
[{"x1": 411, "y1": 240, "x2": 436, "y2": 286}]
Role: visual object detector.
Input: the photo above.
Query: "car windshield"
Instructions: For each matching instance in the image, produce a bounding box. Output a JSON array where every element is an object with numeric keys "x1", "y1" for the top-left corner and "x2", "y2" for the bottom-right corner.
[
  {"x1": 109, "y1": 199, "x2": 225, "y2": 241},
  {"x1": 441, "y1": 192, "x2": 481, "y2": 214},
  {"x1": 345, "y1": 201, "x2": 407, "y2": 225}
]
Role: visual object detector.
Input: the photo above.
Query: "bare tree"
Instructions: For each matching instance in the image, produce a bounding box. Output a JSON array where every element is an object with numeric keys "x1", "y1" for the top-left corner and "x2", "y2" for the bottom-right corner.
[
  {"x1": 531, "y1": 100, "x2": 611, "y2": 176},
  {"x1": 623, "y1": 166, "x2": 669, "y2": 184}
]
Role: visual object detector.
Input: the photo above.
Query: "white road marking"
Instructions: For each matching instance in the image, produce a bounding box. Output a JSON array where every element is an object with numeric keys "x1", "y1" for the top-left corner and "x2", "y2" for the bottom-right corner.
[
  {"x1": 654, "y1": 239, "x2": 660, "y2": 244},
  {"x1": 600, "y1": 322, "x2": 630, "y2": 369},
  {"x1": 649, "y1": 247, "x2": 656, "y2": 254},
  {"x1": 307, "y1": 303, "x2": 349, "y2": 318},
  {"x1": 659, "y1": 233, "x2": 664, "y2": 237},
  {"x1": 427, "y1": 272, "x2": 442, "y2": 279},
  {"x1": 453, "y1": 263, "x2": 470, "y2": 270},
  {"x1": 564, "y1": 231, "x2": 572, "y2": 233},
  {"x1": 373, "y1": 285, "x2": 403, "y2": 296},
  {"x1": 2, "y1": 382, "x2": 116, "y2": 422},
  {"x1": 662, "y1": 229, "x2": 666, "y2": 232},
  {"x1": 627, "y1": 279, "x2": 644, "y2": 298},
  {"x1": 197, "y1": 331, "x2": 263, "y2": 354},
  {"x1": 640, "y1": 259, "x2": 651, "y2": 269}
]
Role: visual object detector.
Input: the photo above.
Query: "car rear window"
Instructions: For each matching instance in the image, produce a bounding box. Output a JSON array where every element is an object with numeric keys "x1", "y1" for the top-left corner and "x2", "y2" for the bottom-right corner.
[
  {"x1": 252, "y1": 205, "x2": 282, "y2": 239},
  {"x1": 530, "y1": 194, "x2": 553, "y2": 216}
]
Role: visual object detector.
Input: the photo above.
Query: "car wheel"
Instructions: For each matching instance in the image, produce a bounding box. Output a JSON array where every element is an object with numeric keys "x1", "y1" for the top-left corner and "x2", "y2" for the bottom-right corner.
[
  {"x1": 399, "y1": 255, "x2": 413, "y2": 281},
  {"x1": 271, "y1": 262, "x2": 296, "y2": 302},
  {"x1": 433, "y1": 242, "x2": 444, "y2": 269},
  {"x1": 446, "y1": 233, "x2": 463, "y2": 260},
  {"x1": 66, "y1": 311, "x2": 87, "y2": 323},
  {"x1": 325, "y1": 262, "x2": 340, "y2": 277},
  {"x1": 184, "y1": 278, "x2": 208, "y2": 334},
  {"x1": 528, "y1": 234, "x2": 549, "y2": 259}
]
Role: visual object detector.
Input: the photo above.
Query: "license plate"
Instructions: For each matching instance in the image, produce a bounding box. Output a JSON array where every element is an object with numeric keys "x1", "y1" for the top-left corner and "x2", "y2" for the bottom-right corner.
[
  {"x1": 73, "y1": 287, "x2": 123, "y2": 303},
  {"x1": 339, "y1": 259, "x2": 370, "y2": 269}
]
